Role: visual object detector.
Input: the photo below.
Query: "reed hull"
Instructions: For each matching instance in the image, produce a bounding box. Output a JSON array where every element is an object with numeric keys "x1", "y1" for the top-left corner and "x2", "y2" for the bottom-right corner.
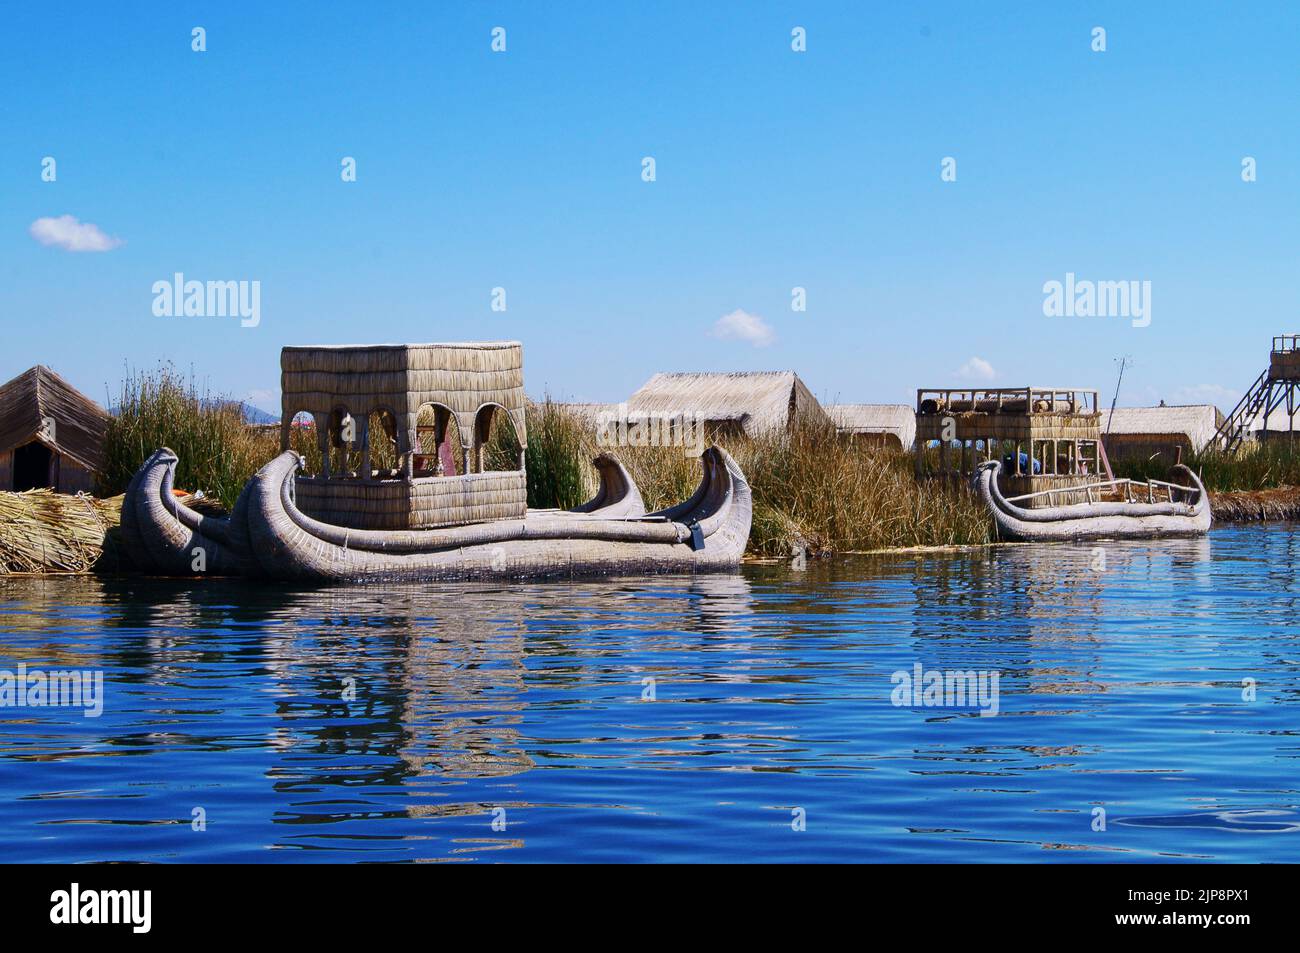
[
  {"x1": 122, "y1": 446, "x2": 749, "y2": 582},
  {"x1": 119, "y1": 448, "x2": 253, "y2": 575},
  {"x1": 974, "y1": 460, "x2": 1211, "y2": 542}
]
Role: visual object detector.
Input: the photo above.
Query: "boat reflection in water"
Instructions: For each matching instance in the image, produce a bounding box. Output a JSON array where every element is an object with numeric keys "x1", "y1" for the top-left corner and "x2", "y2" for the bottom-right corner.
[{"x1": 4, "y1": 526, "x2": 1299, "y2": 863}]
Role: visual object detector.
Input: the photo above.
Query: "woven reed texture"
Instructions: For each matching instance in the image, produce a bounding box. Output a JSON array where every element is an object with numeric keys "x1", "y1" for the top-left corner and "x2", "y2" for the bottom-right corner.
[
  {"x1": 917, "y1": 412, "x2": 1102, "y2": 443},
  {"x1": 826, "y1": 403, "x2": 916, "y2": 449},
  {"x1": 1101, "y1": 405, "x2": 1222, "y2": 455},
  {"x1": 280, "y1": 342, "x2": 527, "y2": 452},
  {"x1": 625, "y1": 371, "x2": 829, "y2": 437},
  {"x1": 294, "y1": 471, "x2": 527, "y2": 530}
]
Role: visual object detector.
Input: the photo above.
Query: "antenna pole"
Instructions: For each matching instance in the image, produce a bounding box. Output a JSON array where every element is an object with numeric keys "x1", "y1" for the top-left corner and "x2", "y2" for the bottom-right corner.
[{"x1": 1106, "y1": 356, "x2": 1130, "y2": 438}]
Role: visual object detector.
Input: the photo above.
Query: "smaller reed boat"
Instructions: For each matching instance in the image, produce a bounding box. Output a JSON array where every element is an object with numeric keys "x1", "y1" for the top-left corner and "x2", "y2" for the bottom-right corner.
[{"x1": 973, "y1": 459, "x2": 1211, "y2": 541}]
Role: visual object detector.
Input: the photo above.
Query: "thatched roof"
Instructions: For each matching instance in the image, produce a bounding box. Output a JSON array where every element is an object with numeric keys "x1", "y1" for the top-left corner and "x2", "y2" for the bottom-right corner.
[
  {"x1": 0, "y1": 365, "x2": 109, "y2": 470},
  {"x1": 281, "y1": 342, "x2": 526, "y2": 448},
  {"x1": 625, "y1": 371, "x2": 828, "y2": 436},
  {"x1": 554, "y1": 402, "x2": 617, "y2": 423},
  {"x1": 1250, "y1": 409, "x2": 1300, "y2": 434},
  {"x1": 826, "y1": 403, "x2": 916, "y2": 447},
  {"x1": 1101, "y1": 404, "x2": 1222, "y2": 451}
]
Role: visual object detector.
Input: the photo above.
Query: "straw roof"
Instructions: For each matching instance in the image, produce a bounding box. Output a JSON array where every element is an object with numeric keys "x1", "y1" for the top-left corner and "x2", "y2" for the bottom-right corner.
[
  {"x1": 554, "y1": 402, "x2": 618, "y2": 423},
  {"x1": 1101, "y1": 404, "x2": 1222, "y2": 452},
  {"x1": 0, "y1": 365, "x2": 109, "y2": 471},
  {"x1": 1250, "y1": 409, "x2": 1300, "y2": 434},
  {"x1": 826, "y1": 403, "x2": 916, "y2": 448},
  {"x1": 625, "y1": 371, "x2": 828, "y2": 436},
  {"x1": 281, "y1": 342, "x2": 526, "y2": 448}
]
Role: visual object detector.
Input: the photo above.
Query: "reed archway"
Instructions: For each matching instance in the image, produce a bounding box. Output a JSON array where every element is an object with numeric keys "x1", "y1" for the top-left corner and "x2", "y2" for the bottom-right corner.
[
  {"x1": 328, "y1": 406, "x2": 362, "y2": 478},
  {"x1": 473, "y1": 402, "x2": 524, "y2": 473},
  {"x1": 366, "y1": 407, "x2": 401, "y2": 476},
  {"x1": 285, "y1": 410, "x2": 320, "y2": 476},
  {"x1": 415, "y1": 402, "x2": 464, "y2": 476}
]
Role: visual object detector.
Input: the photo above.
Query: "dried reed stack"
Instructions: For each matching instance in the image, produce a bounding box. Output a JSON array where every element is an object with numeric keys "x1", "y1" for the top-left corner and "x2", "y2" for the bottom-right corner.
[{"x1": 0, "y1": 489, "x2": 123, "y2": 574}]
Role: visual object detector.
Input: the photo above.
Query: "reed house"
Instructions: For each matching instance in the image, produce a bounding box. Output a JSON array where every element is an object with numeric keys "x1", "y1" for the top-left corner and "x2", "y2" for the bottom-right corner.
[
  {"x1": 1101, "y1": 404, "x2": 1222, "y2": 463},
  {"x1": 826, "y1": 403, "x2": 916, "y2": 450},
  {"x1": 279, "y1": 342, "x2": 528, "y2": 531},
  {"x1": 915, "y1": 385, "x2": 1105, "y2": 505},
  {"x1": 625, "y1": 370, "x2": 829, "y2": 439},
  {"x1": 0, "y1": 365, "x2": 108, "y2": 493}
]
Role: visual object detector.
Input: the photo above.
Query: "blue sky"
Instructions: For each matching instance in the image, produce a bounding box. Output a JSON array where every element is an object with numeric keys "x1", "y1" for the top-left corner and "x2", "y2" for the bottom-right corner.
[{"x1": 2, "y1": 2, "x2": 1298, "y2": 415}]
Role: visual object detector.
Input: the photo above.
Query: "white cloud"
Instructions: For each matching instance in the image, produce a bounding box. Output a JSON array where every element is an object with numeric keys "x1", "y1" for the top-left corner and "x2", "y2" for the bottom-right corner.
[
  {"x1": 710, "y1": 309, "x2": 775, "y2": 348},
  {"x1": 247, "y1": 388, "x2": 279, "y2": 408},
  {"x1": 956, "y1": 356, "x2": 996, "y2": 381},
  {"x1": 1169, "y1": 383, "x2": 1237, "y2": 406},
  {"x1": 28, "y1": 214, "x2": 123, "y2": 252}
]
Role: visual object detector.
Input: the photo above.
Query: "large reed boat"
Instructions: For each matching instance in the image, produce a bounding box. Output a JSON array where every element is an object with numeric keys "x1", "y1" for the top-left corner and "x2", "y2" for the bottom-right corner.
[{"x1": 120, "y1": 342, "x2": 751, "y2": 581}]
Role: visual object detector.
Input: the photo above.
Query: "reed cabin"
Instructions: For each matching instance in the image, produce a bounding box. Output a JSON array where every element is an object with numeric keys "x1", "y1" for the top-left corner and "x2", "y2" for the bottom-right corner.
[
  {"x1": 915, "y1": 386, "x2": 1105, "y2": 506},
  {"x1": 0, "y1": 365, "x2": 108, "y2": 493},
  {"x1": 279, "y1": 342, "x2": 528, "y2": 531}
]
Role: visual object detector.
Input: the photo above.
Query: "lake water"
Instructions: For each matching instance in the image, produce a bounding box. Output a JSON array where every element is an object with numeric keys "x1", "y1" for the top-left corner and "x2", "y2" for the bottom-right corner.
[{"x1": 2, "y1": 523, "x2": 1299, "y2": 863}]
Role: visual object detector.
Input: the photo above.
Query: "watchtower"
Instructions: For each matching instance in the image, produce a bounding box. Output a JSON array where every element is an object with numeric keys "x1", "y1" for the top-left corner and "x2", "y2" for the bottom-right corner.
[{"x1": 1213, "y1": 335, "x2": 1300, "y2": 452}]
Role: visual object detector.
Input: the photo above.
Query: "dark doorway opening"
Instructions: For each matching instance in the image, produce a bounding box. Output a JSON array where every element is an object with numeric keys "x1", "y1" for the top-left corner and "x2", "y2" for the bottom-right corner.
[{"x1": 13, "y1": 441, "x2": 53, "y2": 491}]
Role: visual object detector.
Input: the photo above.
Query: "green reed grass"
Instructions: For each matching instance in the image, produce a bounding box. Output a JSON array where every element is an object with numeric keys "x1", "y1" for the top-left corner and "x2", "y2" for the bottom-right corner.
[
  {"x1": 1111, "y1": 440, "x2": 1300, "y2": 493},
  {"x1": 97, "y1": 365, "x2": 276, "y2": 509},
  {"x1": 524, "y1": 406, "x2": 991, "y2": 555}
]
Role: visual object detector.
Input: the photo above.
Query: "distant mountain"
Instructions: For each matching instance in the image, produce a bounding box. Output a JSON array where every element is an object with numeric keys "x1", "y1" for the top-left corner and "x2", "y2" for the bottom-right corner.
[{"x1": 232, "y1": 402, "x2": 279, "y2": 425}]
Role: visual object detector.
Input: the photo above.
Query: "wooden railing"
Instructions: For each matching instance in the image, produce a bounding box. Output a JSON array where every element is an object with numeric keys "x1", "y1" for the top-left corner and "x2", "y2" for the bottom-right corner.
[{"x1": 1004, "y1": 476, "x2": 1192, "y2": 507}]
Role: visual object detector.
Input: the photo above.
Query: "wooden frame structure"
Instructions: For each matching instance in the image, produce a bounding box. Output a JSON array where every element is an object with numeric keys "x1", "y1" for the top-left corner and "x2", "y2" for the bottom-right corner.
[
  {"x1": 1213, "y1": 334, "x2": 1300, "y2": 452},
  {"x1": 915, "y1": 386, "x2": 1106, "y2": 506}
]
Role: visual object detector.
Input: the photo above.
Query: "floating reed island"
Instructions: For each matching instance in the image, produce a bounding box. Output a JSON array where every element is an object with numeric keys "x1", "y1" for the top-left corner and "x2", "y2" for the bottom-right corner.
[{"x1": 16, "y1": 336, "x2": 1300, "y2": 578}]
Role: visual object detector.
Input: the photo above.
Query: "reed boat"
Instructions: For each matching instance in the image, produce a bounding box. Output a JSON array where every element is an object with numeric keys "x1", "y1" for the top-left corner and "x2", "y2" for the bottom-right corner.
[
  {"x1": 243, "y1": 445, "x2": 748, "y2": 582},
  {"x1": 973, "y1": 459, "x2": 1211, "y2": 541},
  {"x1": 120, "y1": 341, "x2": 751, "y2": 581}
]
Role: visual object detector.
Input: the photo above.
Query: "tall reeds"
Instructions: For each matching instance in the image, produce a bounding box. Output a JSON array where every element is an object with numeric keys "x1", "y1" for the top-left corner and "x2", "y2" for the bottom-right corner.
[
  {"x1": 1112, "y1": 440, "x2": 1300, "y2": 492},
  {"x1": 97, "y1": 365, "x2": 276, "y2": 509},
  {"x1": 523, "y1": 404, "x2": 991, "y2": 555}
]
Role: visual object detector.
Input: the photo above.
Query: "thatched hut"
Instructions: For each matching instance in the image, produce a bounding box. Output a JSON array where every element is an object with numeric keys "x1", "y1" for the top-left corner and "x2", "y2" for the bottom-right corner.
[
  {"x1": 624, "y1": 371, "x2": 829, "y2": 438},
  {"x1": 1101, "y1": 404, "x2": 1223, "y2": 461},
  {"x1": 826, "y1": 403, "x2": 916, "y2": 450},
  {"x1": 0, "y1": 365, "x2": 108, "y2": 493}
]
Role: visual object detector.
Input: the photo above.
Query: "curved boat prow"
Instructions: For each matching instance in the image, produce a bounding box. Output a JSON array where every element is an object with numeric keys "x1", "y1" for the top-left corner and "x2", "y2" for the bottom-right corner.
[
  {"x1": 119, "y1": 447, "x2": 250, "y2": 575},
  {"x1": 974, "y1": 459, "x2": 1211, "y2": 542},
  {"x1": 571, "y1": 453, "x2": 646, "y2": 518}
]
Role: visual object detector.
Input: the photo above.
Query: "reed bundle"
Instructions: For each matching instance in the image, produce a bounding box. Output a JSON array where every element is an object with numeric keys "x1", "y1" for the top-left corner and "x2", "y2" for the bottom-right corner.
[{"x1": 0, "y1": 489, "x2": 122, "y2": 574}]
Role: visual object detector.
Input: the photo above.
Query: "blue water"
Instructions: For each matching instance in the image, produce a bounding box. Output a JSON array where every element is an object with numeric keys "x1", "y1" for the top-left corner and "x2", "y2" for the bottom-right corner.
[{"x1": 2, "y1": 523, "x2": 1299, "y2": 863}]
